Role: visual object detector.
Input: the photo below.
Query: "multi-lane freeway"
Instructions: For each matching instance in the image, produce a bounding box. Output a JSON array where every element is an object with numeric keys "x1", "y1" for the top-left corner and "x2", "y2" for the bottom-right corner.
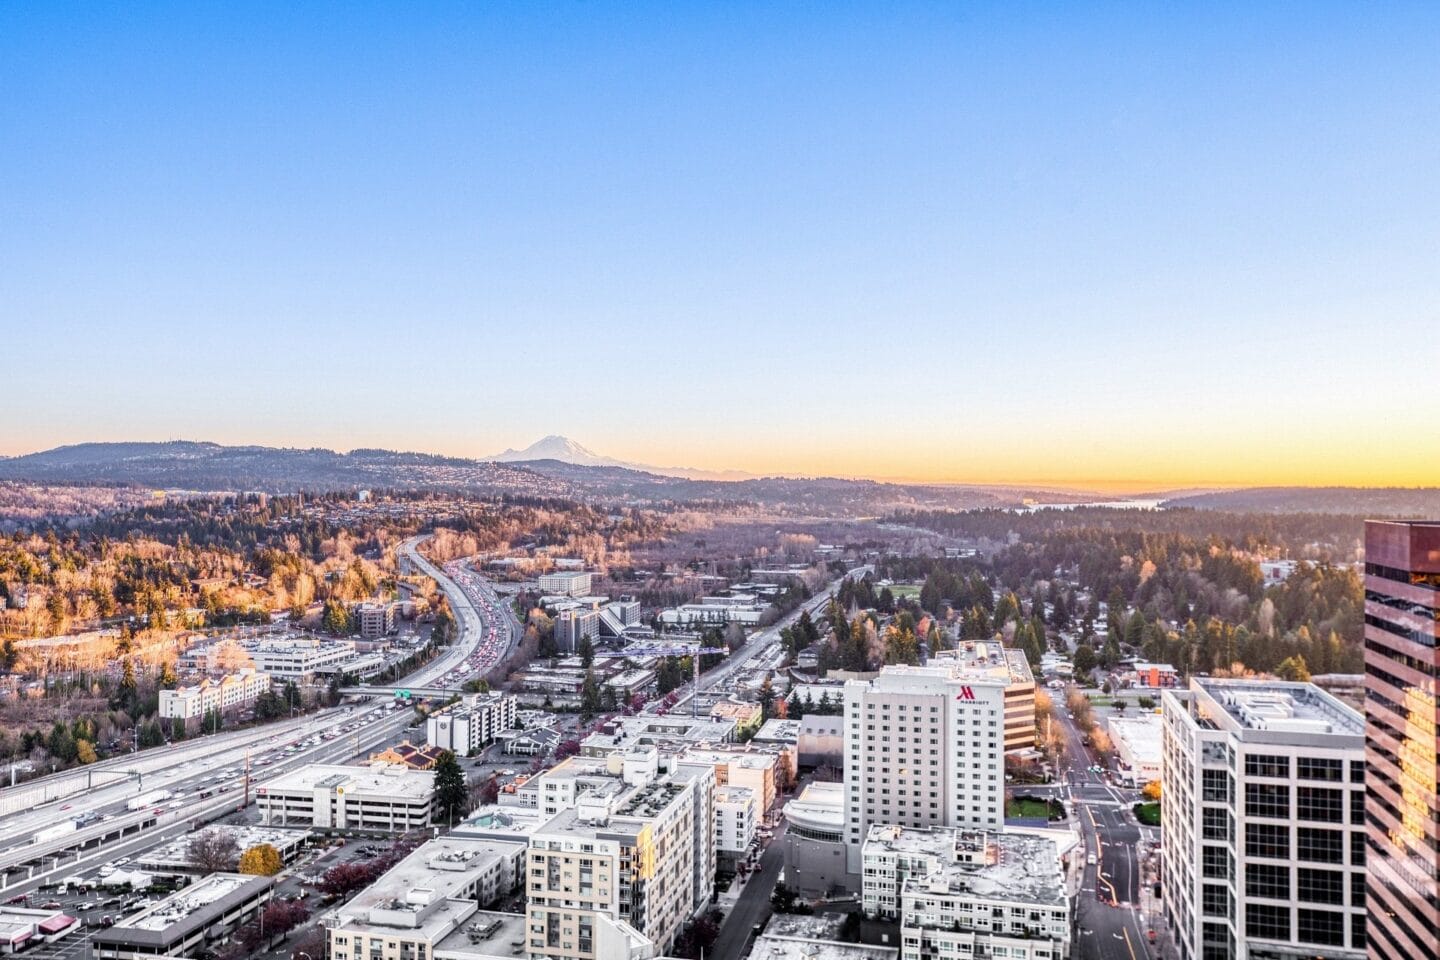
[{"x1": 0, "y1": 534, "x2": 506, "y2": 897}]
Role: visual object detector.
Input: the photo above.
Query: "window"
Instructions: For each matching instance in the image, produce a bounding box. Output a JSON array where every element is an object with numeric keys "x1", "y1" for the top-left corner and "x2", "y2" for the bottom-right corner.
[
  {"x1": 1297, "y1": 908, "x2": 1345, "y2": 947},
  {"x1": 1202, "y1": 884, "x2": 1230, "y2": 918},
  {"x1": 1246, "y1": 863, "x2": 1289, "y2": 900},
  {"x1": 1350, "y1": 789, "x2": 1365, "y2": 825},
  {"x1": 1245, "y1": 754, "x2": 1290, "y2": 778},
  {"x1": 1202, "y1": 845, "x2": 1231, "y2": 880},
  {"x1": 1349, "y1": 760, "x2": 1365, "y2": 784},
  {"x1": 1296, "y1": 787, "x2": 1343, "y2": 823},
  {"x1": 1296, "y1": 828, "x2": 1343, "y2": 864},
  {"x1": 1297, "y1": 868, "x2": 1344, "y2": 905},
  {"x1": 1203, "y1": 769, "x2": 1231, "y2": 803},
  {"x1": 1203, "y1": 808, "x2": 1231, "y2": 842},
  {"x1": 1245, "y1": 823, "x2": 1289, "y2": 859},
  {"x1": 1350, "y1": 832, "x2": 1366, "y2": 866},
  {"x1": 1245, "y1": 783, "x2": 1289, "y2": 819},
  {"x1": 1246, "y1": 904, "x2": 1290, "y2": 941},
  {"x1": 1350, "y1": 872, "x2": 1365, "y2": 906},
  {"x1": 1297, "y1": 756, "x2": 1342, "y2": 782}
]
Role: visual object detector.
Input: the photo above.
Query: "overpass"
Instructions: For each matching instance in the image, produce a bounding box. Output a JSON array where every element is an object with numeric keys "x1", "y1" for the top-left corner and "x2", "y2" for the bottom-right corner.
[{"x1": 337, "y1": 685, "x2": 468, "y2": 700}]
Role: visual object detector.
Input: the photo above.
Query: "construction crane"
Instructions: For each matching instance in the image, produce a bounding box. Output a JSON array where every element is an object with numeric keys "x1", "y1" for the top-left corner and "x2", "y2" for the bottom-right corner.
[{"x1": 595, "y1": 646, "x2": 730, "y2": 717}]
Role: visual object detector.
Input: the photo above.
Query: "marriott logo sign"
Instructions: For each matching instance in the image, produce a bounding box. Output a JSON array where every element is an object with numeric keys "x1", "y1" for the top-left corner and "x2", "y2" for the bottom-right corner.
[{"x1": 955, "y1": 687, "x2": 976, "y2": 700}]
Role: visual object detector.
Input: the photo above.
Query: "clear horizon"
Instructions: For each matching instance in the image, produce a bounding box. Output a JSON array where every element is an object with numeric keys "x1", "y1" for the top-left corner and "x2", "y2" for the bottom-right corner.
[{"x1": 4, "y1": 4, "x2": 1437, "y2": 490}]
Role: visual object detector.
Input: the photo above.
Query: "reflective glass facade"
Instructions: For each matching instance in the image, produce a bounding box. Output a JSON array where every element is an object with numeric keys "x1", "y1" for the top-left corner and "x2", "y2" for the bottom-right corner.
[{"x1": 1363, "y1": 521, "x2": 1440, "y2": 960}]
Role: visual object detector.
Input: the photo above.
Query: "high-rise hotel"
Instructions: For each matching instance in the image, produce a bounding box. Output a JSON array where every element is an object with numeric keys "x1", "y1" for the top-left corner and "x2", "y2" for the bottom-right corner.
[
  {"x1": 841, "y1": 642, "x2": 1025, "y2": 874},
  {"x1": 1363, "y1": 520, "x2": 1440, "y2": 960}
]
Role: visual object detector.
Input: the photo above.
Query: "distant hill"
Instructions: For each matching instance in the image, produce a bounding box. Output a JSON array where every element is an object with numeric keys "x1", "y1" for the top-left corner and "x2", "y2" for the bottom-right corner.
[
  {"x1": 1165, "y1": 486, "x2": 1440, "y2": 516},
  {"x1": 0, "y1": 441, "x2": 1022, "y2": 515},
  {"x1": 0, "y1": 442, "x2": 562, "y2": 496}
]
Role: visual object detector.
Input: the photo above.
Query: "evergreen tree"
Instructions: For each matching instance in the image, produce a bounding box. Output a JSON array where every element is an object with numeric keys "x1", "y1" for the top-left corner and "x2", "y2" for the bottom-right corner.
[
  {"x1": 579, "y1": 670, "x2": 601, "y2": 721},
  {"x1": 433, "y1": 751, "x2": 469, "y2": 825},
  {"x1": 577, "y1": 634, "x2": 594, "y2": 670},
  {"x1": 758, "y1": 677, "x2": 777, "y2": 720}
]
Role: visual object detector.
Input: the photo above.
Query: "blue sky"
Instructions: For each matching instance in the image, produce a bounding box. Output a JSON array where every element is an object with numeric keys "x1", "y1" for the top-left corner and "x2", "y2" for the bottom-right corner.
[{"x1": 2, "y1": 3, "x2": 1437, "y2": 488}]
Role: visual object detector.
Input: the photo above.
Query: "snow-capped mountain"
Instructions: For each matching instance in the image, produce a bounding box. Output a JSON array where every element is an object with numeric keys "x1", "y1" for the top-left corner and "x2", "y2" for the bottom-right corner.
[{"x1": 486, "y1": 435, "x2": 753, "y2": 480}]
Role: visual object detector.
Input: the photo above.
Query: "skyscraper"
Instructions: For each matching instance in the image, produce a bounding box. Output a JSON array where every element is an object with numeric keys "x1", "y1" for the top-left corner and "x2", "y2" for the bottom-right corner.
[
  {"x1": 841, "y1": 642, "x2": 1021, "y2": 874},
  {"x1": 1362, "y1": 520, "x2": 1440, "y2": 959},
  {"x1": 1160, "y1": 678, "x2": 1366, "y2": 960}
]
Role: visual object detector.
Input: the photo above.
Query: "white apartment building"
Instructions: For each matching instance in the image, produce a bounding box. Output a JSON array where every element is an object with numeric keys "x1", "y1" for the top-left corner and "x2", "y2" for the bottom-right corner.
[
  {"x1": 326, "y1": 836, "x2": 526, "y2": 960},
  {"x1": 158, "y1": 668, "x2": 271, "y2": 720},
  {"x1": 842, "y1": 652, "x2": 1016, "y2": 873},
  {"x1": 867, "y1": 827, "x2": 1069, "y2": 960},
  {"x1": 427, "y1": 693, "x2": 519, "y2": 755},
  {"x1": 525, "y1": 757, "x2": 702, "y2": 960},
  {"x1": 539, "y1": 572, "x2": 592, "y2": 597},
  {"x1": 250, "y1": 636, "x2": 357, "y2": 680},
  {"x1": 1160, "y1": 679, "x2": 1366, "y2": 960},
  {"x1": 714, "y1": 786, "x2": 757, "y2": 859},
  {"x1": 256, "y1": 763, "x2": 436, "y2": 832}
]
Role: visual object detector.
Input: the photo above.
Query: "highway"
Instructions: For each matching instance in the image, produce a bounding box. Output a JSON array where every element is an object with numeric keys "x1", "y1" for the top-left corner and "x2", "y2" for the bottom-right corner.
[
  {"x1": 0, "y1": 534, "x2": 506, "y2": 896},
  {"x1": 654, "y1": 565, "x2": 871, "y2": 717}
]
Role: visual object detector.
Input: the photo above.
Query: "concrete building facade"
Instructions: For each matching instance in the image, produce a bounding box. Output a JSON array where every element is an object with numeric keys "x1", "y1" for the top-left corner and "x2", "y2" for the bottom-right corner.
[
  {"x1": 428, "y1": 693, "x2": 519, "y2": 756},
  {"x1": 1161, "y1": 679, "x2": 1366, "y2": 960},
  {"x1": 842, "y1": 651, "x2": 1016, "y2": 873}
]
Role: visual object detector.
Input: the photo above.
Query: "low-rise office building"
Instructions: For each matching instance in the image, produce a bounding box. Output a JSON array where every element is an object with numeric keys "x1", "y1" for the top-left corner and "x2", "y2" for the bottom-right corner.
[
  {"x1": 356, "y1": 602, "x2": 396, "y2": 639},
  {"x1": 709, "y1": 699, "x2": 763, "y2": 738},
  {"x1": 326, "y1": 837, "x2": 527, "y2": 960},
  {"x1": 250, "y1": 636, "x2": 357, "y2": 680},
  {"x1": 257, "y1": 763, "x2": 436, "y2": 831},
  {"x1": 538, "y1": 572, "x2": 593, "y2": 597},
  {"x1": 1108, "y1": 715, "x2": 1163, "y2": 786},
  {"x1": 91, "y1": 873, "x2": 274, "y2": 960},
  {"x1": 428, "y1": 693, "x2": 519, "y2": 755}
]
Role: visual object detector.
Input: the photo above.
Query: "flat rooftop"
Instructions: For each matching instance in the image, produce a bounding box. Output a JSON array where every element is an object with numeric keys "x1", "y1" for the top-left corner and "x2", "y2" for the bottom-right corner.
[
  {"x1": 432, "y1": 911, "x2": 528, "y2": 960},
  {"x1": 868, "y1": 826, "x2": 1066, "y2": 908},
  {"x1": 754, "y1": 719, "x2": 803, "y2": 742},
  {"x1": 453, "y1": 805, "x2": 549, "y2": 840},
  {"x1": 1194, "y1": 679, "x2": 1364, "y2": 736},
  {"x1": 783, "y1": 781, "x2": 844, "y2": 831},
  {"x1": 1106, "y1": 716, "x2": 1163, "y2": 764},
  {"x1": 259, "y1": 762, "x2": 434, "y2": 799},
  {"x1": 139, "y1": 826, "x2": 310, "y2": 868},
  {"x1": 95, "y1": 873, "x2": 271, "y2": 946},
  {"x1": 927, "y1": 642, "x2": 1035, "y2": 685},
  {"x1": 752, "y1": 934, "x2": 898, "y2": 960},
  {"x1": 331, "y1": 838, "x2": 521, "y2": 940}
]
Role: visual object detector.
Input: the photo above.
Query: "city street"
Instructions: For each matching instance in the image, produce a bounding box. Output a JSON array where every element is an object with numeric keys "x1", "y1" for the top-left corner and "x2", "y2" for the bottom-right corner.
[
  {"x1": 1049, "y1": 702, "x2": 1153, "y2": 960},
  {"x1": 711, "y1": 820, "x2": 789, "y2": 960}
]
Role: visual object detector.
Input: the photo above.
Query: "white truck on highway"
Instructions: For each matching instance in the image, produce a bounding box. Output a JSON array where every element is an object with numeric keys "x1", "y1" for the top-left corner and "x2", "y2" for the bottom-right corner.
[
  {"x1": 33, "y1": 822, "x2": 77, "y2": 845},
  {"x1": 126, "y1": 789, "x2": 173, "y2": 811}
]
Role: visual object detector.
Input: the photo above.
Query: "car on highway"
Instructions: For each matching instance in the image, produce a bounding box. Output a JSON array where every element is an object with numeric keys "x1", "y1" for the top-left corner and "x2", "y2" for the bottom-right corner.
[{"x1": 1086, "y1": 854, "x2": 1097, "y2": 865}]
